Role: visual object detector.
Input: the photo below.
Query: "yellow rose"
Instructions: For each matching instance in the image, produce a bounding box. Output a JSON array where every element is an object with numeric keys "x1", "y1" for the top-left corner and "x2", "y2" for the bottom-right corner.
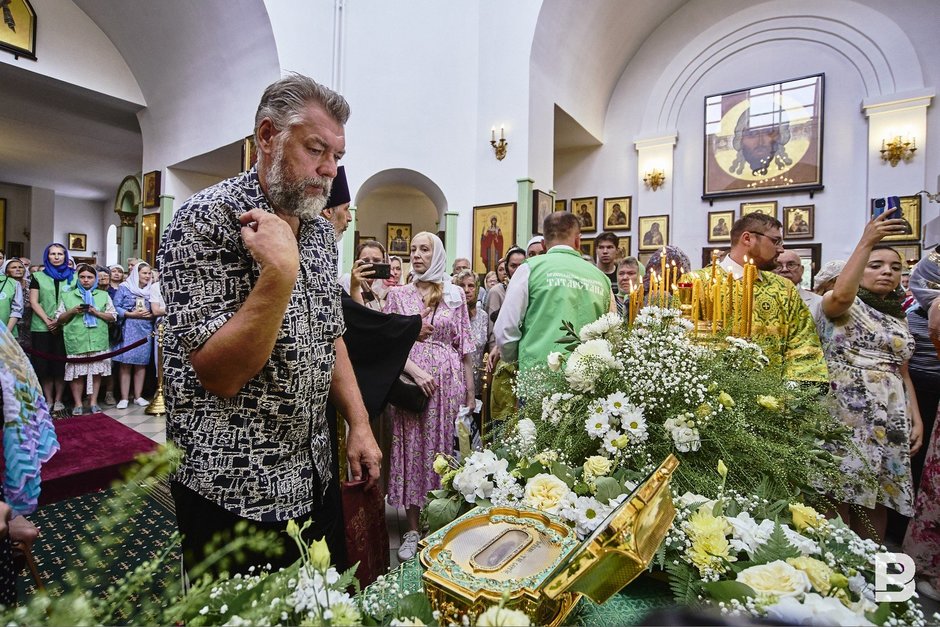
[
  {"x1": 696, "y1": 402, "x2": 713, "y2": 418},
  {"x1": 688, "y1": 530, "x2": 733, "y2": 573},
  {"x1": 308, "y1": 537, "x2": 331, "y2": 571},
  {"x1": 787, "y1": 556, "x2": 835, "y2": 594},
  {"x1": 614, "y1": 434, "x2": 630, "y2": 449},
  {"x1": 433, "y1": 454, "x2": 450, "y2": 475},
  {"x1": 718, "y1": 391, "x2": 735, "y2": 408},
  {"x1": 717, "y1": 459, "x2": 728, "y2": 480},
  {"x1": 475, "y1": 605, "x2": 531, "y2": 626},
  {"x1": 523, "y1": 473, "x2": 570, "y2": 513},
  {"x1": 788, "y1": 503, "x2": 822, "y2": 531},
  {"x1": 736, "y1": 560, "x2": 811, "y2": 598},
  {"x1": 757, "y1": 395, "x2": 781, "y2": 411},
  {"x1": 583, "y1": 456, "x2": 612, "y2": 478}
]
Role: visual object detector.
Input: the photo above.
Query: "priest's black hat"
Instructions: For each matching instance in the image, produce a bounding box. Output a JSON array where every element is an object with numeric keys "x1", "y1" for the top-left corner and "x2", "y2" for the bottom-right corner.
[{"x1": 325, "y1": 166, "x2": 350, "y2": 209}]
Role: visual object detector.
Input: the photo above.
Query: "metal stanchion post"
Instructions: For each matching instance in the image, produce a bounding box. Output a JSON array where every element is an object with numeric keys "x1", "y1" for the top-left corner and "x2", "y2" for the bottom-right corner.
[{"x1": 146, "y1": 322, "x2": 166, "y2": 416}]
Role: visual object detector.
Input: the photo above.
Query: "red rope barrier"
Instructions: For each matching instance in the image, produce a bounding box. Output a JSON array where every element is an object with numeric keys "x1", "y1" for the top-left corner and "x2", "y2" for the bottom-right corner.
[{"x1": 24, "y1": 336, "x2": 149, "y2": 363}]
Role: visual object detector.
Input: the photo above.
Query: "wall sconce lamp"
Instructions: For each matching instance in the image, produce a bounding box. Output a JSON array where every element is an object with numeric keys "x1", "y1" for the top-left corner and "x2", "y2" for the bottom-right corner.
[
  {"x1": 643, "y1": 169, "x2": 666, "y2": 191},
  {"x1": 880, "y1": 135, "x2": 916, "y2": 167},
  {"x1": 490, "y1": 126, "x2": 508, "y2": 161}
]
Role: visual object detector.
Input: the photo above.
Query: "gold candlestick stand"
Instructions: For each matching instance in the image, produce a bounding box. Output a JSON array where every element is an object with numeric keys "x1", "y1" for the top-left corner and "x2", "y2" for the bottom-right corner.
[{"x1": 146, "y1": 322, "x2": 166, "y2": 416}]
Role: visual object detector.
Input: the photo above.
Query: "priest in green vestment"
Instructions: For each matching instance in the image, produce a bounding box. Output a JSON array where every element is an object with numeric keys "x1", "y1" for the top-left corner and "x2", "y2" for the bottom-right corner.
[{"x1": 687, "y1": 213, "x2": 828, "y2": 383}]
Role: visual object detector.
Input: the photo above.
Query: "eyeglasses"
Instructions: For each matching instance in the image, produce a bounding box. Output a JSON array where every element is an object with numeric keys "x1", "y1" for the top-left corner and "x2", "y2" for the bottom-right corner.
[
  {"x1": 747, "y1": 231, "x2": 784, "y2": 246},
  {"x1": 776, "y1": 262, "x2": 802, "y2": 270}
]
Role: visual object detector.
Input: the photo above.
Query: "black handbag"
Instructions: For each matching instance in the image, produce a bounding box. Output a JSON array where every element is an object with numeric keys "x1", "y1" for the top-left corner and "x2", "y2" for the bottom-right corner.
[
  {"x1": 386, "y1": 304, "x2": 438, "y2": 414},
  {"x1": 387, "y1": 371, "x2": 430, "y2": 414},
  {"x1": 108, "y1": 319, "x2": 124, "y2": 346}
]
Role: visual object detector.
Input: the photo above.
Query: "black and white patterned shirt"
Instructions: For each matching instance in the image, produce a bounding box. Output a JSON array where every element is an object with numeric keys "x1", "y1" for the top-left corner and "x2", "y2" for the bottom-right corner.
[{"x1": 159, "y1": 168, "x2": 344, "y2": 522}]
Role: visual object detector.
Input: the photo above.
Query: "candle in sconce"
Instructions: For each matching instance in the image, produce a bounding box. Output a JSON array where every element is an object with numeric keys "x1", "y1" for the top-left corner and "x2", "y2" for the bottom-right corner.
[
  {"x1": 491, "y1": 127, "x2": 496, "y2": 142},
  {"x1": 500, "y1": 126, "x2": 505, "y2": 140}
]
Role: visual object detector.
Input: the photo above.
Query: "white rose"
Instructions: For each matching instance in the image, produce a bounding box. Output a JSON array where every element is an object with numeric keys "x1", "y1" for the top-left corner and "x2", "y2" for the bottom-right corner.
[
  {"x1": 547, "y1": 351, "x2": 563, "y2": 372},
  {"x1": 736, "y1": 560, "x2": 811, "y2": 599},
  {"x1": 522, "y1": 473, "x2": 570, "y2": 513},
  {"x1": 583, "y1": 455, "x2": 613, "y2": 477}
]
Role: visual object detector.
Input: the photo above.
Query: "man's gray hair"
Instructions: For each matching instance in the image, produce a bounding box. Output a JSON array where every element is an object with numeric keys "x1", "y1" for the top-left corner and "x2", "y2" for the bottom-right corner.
[{"x1": 254, "y1": 73, "x2": 350, "y2": 138}]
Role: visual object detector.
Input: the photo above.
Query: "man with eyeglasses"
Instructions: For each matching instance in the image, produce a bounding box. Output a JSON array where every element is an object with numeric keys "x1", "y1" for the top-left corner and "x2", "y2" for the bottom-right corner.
[
  {"x1": 774, "y1": 249, "x2": 821, "y2": 311},
  {"x1": 686, "y1": 212, "x2": 827, "y2": 383}
]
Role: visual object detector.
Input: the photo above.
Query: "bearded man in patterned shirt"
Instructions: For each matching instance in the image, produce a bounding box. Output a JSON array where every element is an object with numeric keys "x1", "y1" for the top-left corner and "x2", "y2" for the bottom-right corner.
[{"x1": 159, "y1": 74, "x2": 381, "y2": 576}]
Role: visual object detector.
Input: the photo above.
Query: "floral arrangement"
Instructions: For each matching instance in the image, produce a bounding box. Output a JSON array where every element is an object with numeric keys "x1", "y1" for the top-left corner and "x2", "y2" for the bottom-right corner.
[
  {"x1": 661, "y1": 463, "x2": 926, "y2": 626},
  {"x1": 427, "y1": 307, "x2": 848, "y2": 533},
  {"x1": 2, "y1": 447, "x2": 528, "y2": 627}
]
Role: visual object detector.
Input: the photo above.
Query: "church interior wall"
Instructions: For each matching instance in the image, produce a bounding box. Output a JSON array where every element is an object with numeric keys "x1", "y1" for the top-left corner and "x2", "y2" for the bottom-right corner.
[
  {"x1": 53, "y1": 196, "x2": 107, "y2": 261},
  {"x1": 551, "y1": 0, "x2": 938, "y2": 268}
]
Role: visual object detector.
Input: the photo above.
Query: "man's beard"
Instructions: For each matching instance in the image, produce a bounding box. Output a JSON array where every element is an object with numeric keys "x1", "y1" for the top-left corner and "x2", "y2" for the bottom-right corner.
[
  {"x1": 266, "y1": 143, "x2": 333, "y2": 220},
  {"x1": 756, "y1": 256, "x2": 778, "y2": 271}
]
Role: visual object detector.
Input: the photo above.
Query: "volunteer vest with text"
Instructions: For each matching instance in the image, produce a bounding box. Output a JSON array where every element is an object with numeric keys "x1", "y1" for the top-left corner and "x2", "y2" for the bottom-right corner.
[
  {"x1": 60, "y1": 289, "x2": 111, "y2": 355},
  {"x1": 30, "y1": 271, "x2": 76, "y2": 332},
  {"x1": 0, "y1": 278, "x2": 18, "y2": 338},
  {"x1": 519, "y1": 247, "x2": 611, "y2": 371}
]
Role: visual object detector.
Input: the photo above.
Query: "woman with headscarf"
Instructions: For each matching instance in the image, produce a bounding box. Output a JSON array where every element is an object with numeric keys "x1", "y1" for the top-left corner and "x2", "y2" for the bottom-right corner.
[
  {"x1": 28, "y1": 243, "x2": 77, "y2": 414},
  {"x1": 0, "y1": 260, "x2": 24, "y2": 338},
  {"x1": 903, "y1": 244, "x2": 940, "y2": 600},
  {"x1": 112, "y1": 261, "x2": 155, "y2": 409},
  {"x1": 383, "y1": 232, "x2": 474, "y2": 562},
  {"x1": 387, "y1": 255, "x2": 404, "y2": 288},
  {"x1": 817, "y1": 211, "x2": 922, "y2": 541},
  {"x1": 54, "y1": 264, "x2": 117, "y2": 415},
  {"x1": 341, "y1": 240, "x2": 391, "y2": 311}
]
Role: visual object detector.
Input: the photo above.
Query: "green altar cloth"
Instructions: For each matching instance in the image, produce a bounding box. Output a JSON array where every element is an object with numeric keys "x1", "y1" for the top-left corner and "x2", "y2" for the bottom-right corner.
[{"x1": 360, "y1": 558, "x2": 676, "y2": 625}]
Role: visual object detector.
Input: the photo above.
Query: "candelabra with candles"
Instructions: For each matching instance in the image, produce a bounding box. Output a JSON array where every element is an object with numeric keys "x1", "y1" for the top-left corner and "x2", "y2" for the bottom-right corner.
[{"x1": 624, "y1": 248, "x2": 757, "y2": 338}]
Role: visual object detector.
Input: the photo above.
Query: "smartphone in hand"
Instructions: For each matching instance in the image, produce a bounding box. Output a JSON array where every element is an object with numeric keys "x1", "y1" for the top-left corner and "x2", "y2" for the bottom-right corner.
[{"x1": 370, "y1": 263, "x2": 392, "y2": 279}]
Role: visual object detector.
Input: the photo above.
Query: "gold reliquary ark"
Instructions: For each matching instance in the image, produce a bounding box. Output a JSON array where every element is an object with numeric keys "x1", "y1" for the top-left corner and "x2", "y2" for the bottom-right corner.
[{"x1": 418, "y1": 454, "x2": 679, "y2": 626}]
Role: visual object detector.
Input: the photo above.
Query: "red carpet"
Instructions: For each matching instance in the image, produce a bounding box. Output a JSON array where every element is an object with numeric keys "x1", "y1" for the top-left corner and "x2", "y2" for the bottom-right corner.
[{"x1": 39, "y1": 413, "x2": 159, "y2": 505}]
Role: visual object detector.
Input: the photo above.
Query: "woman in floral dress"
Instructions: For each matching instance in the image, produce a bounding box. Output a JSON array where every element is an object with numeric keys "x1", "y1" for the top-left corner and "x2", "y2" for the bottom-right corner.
[
  {"x1": 903, "y1": 245, "x2": 940, "y2": 600},
  {"x1": 817, "y1": 210, "x2": 923, "y2": 540},
  {"x1": 454, "y1": 269, "x2": 488, "y2": 393},
  {"x1": 384, "y1": 232, "x2": 474, "y2": 561}
]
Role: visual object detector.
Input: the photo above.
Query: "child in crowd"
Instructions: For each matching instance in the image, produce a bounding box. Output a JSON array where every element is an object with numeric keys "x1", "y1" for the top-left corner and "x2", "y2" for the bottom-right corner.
[{"x1": 55, "y1": 264, "x2": 117, "y2": 415}]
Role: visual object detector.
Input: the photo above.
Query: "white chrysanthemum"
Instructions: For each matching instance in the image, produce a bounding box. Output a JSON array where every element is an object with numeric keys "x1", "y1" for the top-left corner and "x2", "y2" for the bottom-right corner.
[
  {"x1": 564, "y1": 339, "x2": 619, "y2": 392},
  {"x1": 621, "y1": 412, "x2": 648, "y2": 442},
  {"x1": 585, "y1": 413, "x2": 611, "y2": 438},
  {"x1": 604, "y1": 391, "x2": 630, "y2": 416},
  {"x1": 578, "y1": 312, "x2": 623, "y2": 341},
  {"x1": 560, "y1": 495, "x2": 612, "y2": 538},
  {"x1": 546, "y1": 351, "x2": 563, "y2": 372},
  {"x1": 601, "y1": 428, "x2": 622, "y2": 455}
]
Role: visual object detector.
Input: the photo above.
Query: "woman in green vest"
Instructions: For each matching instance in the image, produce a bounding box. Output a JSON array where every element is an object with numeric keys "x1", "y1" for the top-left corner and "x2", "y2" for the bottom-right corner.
[
  {"x1": 28, "y1": 243, "x2": 77, "y2": 414},
  {"x1": 0, "y1": 260, "x2": 24, "y2": 338},
  {"x1": 54, "y1": 264, "x2": 117, "y2": 415}
]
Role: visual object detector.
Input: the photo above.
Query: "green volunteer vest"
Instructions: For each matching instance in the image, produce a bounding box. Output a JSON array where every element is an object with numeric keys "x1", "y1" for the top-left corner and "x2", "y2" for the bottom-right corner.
[
  {"x1": 30, "y1": 270, "x2": 77, "y2": 332},
  {"x1": 0, "y1": 278, "x2": 18, "y2": 338},
  {"x1": 60, "y1": 289, "x2": 111, "y2": 355},
  {"x1": 518, "y1": 247, "x2": 611, "y2": 371}
]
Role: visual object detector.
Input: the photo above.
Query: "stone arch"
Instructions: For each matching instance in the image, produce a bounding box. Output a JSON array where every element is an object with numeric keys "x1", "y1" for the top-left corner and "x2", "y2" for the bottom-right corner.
[{"x1": 354, "y1": 168, "x2": 448, "y2": 226}]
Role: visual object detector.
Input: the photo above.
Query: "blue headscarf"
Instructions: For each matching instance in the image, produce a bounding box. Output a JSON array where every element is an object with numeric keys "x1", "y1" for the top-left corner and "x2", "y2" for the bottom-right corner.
[
  {"x1": 75, "y1": 264, "x2": 99, "y2": 327},
  {"x1": 43, "y1": 243, "x2": 74, "y2": 282}
]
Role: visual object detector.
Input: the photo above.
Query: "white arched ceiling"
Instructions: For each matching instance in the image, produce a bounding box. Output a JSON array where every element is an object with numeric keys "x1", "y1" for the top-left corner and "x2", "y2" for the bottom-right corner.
[
  {"x1": 73, "y1": 0, "x2": 282, "y2": 172},
  {"x1": 529, "y1": 0, "x2": 686, "y2": 144},
  {"x1": 640, "y1": 0, "x2": 925, "y2": 135}
]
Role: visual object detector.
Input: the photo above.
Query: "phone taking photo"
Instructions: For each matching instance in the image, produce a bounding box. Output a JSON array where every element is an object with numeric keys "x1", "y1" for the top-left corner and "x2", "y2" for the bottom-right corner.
[{"x1": 370, "y1": 263, "x2": 392, "y2": 279}]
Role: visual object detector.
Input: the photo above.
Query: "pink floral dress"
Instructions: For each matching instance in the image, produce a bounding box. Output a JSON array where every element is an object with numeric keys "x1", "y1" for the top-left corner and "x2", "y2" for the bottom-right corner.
[{"x1": 384, "y1": 284, "x2": 473, "y2": 509}]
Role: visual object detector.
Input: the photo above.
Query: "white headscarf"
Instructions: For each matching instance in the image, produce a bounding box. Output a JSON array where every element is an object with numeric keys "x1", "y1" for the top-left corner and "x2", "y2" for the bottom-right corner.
[
  {"x1": 814, "y1": 260, "x2": 846, "y2": 287},
  {"x1": 410, "y1": 232, "x2": 465, "y2": 309},
  {"x1": 121, "y1": 261, "x2": 152, "y2": 299}
]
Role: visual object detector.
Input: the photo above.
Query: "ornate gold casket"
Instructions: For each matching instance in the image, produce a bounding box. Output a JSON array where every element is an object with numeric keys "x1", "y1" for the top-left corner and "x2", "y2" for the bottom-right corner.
[{"x1": 418, "y1": 454, "x2": 679, "y2": 626}]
